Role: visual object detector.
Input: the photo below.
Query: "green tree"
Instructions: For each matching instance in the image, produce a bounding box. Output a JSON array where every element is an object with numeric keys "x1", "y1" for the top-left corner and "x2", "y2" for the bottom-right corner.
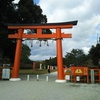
[
  {"x1": 0, "y1": 0, "x2": 48, "y2": 65},
  {"x1": 17, "y1": 0, "x2": 47, "y2": 23},
  {"x1": 49, "y1": 57, "x2": 57, "y2": 66},
  {"x1": 0, "y1": 0, "x2": 17, "y2": 64},
  {"x1": 89, "y1": 44, "x2": 100, "y2": 66},
  {"x1": 0, "y1": 0, "x2": 16, "y2": 23},
  {"x1": 20, "y1": 44, "x2": 32, "y2": 69},
  {"x1": 21, "y1": 44, "x2": 31, "y2": 63},
  {"x1": 65, "y1": 49, "x2": 88, "y2": 67}
]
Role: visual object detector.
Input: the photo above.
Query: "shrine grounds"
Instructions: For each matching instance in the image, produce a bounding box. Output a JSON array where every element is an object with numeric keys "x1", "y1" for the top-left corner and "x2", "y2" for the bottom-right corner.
[{"x1": 0, "y1": 72, "x2": 100, "y2": 100}]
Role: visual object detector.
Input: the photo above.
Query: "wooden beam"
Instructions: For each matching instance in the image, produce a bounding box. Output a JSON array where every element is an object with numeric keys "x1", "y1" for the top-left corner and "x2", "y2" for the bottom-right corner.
[
  {"x1": 8, "y1": 34, "x2": 18, "y2": 38},
  {"x1": 8, "y1": 33, "x2": 72, "y2": 39},
  {"x1": 8, "y1": 24, "x2": 73, "y2": 29}
]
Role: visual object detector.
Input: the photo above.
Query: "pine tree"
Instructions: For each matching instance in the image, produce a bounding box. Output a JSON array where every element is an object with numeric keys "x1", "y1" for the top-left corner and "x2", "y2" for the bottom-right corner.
[{"x1": 17, "y1": 0, "x2": 47, "y2": 23}]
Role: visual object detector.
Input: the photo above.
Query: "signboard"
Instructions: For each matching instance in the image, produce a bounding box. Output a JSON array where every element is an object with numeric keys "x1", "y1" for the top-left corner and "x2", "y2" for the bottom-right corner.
[
  {"x1": 65, "y1": 75, "x2": 70, "y2": 80},
  {"x1": 76, "y1": 76, "x2": 80, "y2": 81},
  {"x1": 71, "y1": 66, "x2": 88, "y2": 75},
  {"x1": 65, "y1": 68, "x2": 72, "y2": 75},
  {"x1": 2, "y1": 68, "x2": 10, "y2": 79},
  {"x1": 3, "y1": 64, "x2": 10, "y2": 67}
]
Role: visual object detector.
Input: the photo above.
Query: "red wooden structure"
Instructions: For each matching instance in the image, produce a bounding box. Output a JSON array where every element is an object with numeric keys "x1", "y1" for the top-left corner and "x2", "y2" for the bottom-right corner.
[
  {"x1": 71, "y1": 66, "x2": 89, "y2": 83},
  {"x1": 65, "y1": 66, "x2": 100, "y2": 83},
  {"x1": 8, "y1": 21, "x2": 78, "y2": 82},
  {"x1": 88, "y1": 68, "x2": 100, "y2": 83}
]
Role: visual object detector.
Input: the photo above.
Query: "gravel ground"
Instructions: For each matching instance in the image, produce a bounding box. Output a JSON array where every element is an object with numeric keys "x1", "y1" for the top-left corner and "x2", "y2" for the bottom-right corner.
[{"x1": 0, "y1": 72, "x2": 100, "y2": 100}]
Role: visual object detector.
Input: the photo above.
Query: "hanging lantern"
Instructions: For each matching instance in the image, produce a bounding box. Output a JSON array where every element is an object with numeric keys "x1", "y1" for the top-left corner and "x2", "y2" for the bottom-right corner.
[
  {"x1": 39, "y1": 41, "x2": 41, "y2": 47},
  {"x1": 47, "y1": 40, "x2": 49, "y2": 46},
  {"x1": 25, "y1": 39, "x2": 27, "y2": 45},
  {"x1": 31, "y1": 40, "x2": 33, "y2": 47}
]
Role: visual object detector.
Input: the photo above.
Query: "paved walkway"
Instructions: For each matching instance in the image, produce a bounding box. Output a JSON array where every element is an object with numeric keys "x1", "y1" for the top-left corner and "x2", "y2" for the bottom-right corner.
[{"x1": 0, "y1": 72, "x2": 100, "y2": 100}]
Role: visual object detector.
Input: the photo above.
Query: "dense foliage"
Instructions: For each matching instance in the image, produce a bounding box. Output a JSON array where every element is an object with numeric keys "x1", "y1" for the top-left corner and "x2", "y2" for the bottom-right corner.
[
  {"x1": 41, "y1": 49, "x2": 88, "y2": 67},
  {"x1": 64, "y1": 49, "x2": 88, "y2": 67},
  {"x1": 0, "y1": 0, "x2": 48, "y2": 65},
  {"x1": 89, "y1": 44, "x2": 100, "y2": 66}
]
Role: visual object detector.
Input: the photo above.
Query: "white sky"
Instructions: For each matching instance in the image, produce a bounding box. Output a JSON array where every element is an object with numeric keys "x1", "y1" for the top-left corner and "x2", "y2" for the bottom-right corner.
[
  {"x1": 13, "y1": 0, "x2": 20, "y2": 3},
  {"x1": 14, "y1": 0, "x2": 100, "y2": 61}
]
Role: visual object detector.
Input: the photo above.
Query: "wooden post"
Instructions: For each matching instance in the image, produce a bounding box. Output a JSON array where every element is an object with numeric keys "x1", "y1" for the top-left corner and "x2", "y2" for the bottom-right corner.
[
  {"x1": 55, "y1": 28, "x2": 66, "y2": 83},
  {"x1": 10, "y1": 29, "x2": 23, "y2": 81}
]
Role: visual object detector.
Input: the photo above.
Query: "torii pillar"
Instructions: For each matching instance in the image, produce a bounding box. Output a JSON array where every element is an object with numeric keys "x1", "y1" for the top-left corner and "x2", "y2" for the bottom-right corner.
[
  {"x1": 55, "y1": 28, "x2": 65, "y2": 82},
  {"x1": 9, "y1": 29, "x2": 23, "y2": 81},
  {"x1": 8, "y1": 21, "x2": 78, "y2": 82}
]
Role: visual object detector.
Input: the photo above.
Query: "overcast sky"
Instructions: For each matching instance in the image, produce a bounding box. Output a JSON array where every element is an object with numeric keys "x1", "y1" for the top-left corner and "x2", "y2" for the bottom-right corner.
[{"x1": 14, "y1": 0, "x2": 100, "y2": 61}]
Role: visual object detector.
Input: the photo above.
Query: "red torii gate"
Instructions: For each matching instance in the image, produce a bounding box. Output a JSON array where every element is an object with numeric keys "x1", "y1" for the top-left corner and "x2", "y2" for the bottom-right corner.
[{"x1": 8, "y1": 21, "x2": 77, "y2": 82}]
